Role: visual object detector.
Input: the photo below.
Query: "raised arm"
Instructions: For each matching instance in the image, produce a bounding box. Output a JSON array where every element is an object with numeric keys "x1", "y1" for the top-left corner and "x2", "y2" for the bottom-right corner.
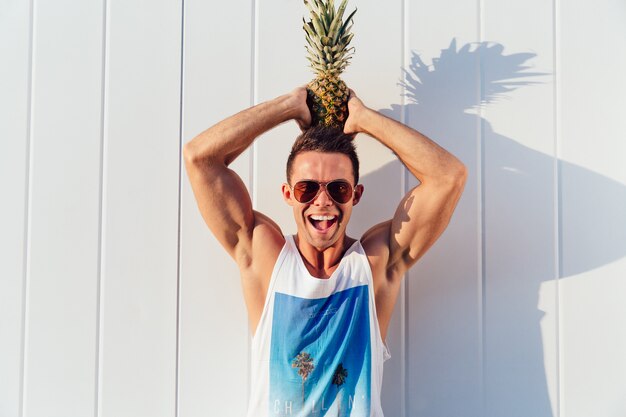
[
  {"x1": 346, "y1": 92, "x2": 468, "y2": 282},
  {"x1": 183, "y1": 87, "x2": 311, "y2": 267}
]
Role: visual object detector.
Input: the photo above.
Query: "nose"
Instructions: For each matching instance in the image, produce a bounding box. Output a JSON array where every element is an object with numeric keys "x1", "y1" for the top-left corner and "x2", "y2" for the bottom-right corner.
[{"x1": 312, "y1": 184, "x2": 334, "y2": 206}]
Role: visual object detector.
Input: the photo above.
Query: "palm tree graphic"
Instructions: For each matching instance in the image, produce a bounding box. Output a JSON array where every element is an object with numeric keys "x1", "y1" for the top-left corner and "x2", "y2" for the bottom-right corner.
[
  {"x1": 332, "y1": 363, "x2": 348, "y2": 416},
  {"x1": 292, "y1": 352, "x2": 315, "y2": 408}
]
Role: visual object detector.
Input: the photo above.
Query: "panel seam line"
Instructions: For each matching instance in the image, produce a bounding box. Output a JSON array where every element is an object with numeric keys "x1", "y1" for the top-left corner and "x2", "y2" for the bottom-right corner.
[
  {"x1": 175, "y1": 0, "x2": 186, "y2": 416},
  {"x1": 19, "y1": 0, "x2": 36, "y2": 415},
  {"x1": 478, "y1": 0, "x2": 487, "y2": 413},
  {"x1": 247, "y1": 0, "x2": 259, "y2": 406},
  {"x1": 400, "y1": 0, "x2": 408, "y2": 416},
  {"x1": 553, "y1": 0, "x2": 562, "y2": 415},
  {"x1": 94, "y1": 0, "x2": 109, "y2": 415}
]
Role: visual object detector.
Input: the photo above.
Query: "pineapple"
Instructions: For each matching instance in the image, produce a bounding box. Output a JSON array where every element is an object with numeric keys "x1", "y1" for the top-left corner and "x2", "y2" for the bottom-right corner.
[{"x1": 303, "y1": 0, "x2": 357, "y2": 128}]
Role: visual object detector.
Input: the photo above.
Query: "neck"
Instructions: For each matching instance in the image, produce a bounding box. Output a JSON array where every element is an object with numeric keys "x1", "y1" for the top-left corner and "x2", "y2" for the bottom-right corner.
[{"x1": 294, "y1": 234, "x2": 356, "y2": 279}]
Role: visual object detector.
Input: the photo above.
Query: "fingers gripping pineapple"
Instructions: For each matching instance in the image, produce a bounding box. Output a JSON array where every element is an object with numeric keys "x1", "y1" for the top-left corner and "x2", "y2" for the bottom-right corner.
[{"x1": 303, "y1": 0, "x2": 357, "y2": 128}]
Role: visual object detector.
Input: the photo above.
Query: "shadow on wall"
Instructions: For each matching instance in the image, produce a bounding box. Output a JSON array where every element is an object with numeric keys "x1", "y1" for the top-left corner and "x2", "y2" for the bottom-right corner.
[{"x1": 352, "y1": 39, "x2": 626, "y2": 417}]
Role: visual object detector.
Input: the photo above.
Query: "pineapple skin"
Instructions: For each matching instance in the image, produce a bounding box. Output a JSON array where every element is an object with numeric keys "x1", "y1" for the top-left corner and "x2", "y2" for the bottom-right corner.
[{"x1": 307, "y1": 75, "x2": 349, "y2": 128}]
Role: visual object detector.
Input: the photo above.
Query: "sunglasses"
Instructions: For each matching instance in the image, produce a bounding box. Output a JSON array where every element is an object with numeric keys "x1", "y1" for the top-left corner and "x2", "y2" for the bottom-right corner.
[{"x1": 290, "y1": 180, "x2": 355, "y2": 204}]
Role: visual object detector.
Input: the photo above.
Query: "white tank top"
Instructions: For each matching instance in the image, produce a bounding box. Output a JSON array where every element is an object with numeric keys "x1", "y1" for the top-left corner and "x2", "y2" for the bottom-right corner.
[{"x1": 246, "y1": 235, "x2": 390, "y2": 417}]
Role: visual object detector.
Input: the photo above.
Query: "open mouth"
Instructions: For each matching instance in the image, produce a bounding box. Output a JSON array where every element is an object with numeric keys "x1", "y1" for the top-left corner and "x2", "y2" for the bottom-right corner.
[{"x1": 308, "y1": 214, "x2": 338, "y2": 233}]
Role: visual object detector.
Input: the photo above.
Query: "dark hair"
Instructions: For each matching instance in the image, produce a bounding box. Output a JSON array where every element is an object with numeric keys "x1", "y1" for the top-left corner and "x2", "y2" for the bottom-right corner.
[{"x1": 286, "y1": 126, "x2": 360, "y2": 184}]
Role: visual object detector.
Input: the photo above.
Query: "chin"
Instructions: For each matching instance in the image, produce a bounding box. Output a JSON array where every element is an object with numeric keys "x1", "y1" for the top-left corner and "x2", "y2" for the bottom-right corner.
[{"x1": 303, "y1": 227, "x2": 344, "y2": 251}]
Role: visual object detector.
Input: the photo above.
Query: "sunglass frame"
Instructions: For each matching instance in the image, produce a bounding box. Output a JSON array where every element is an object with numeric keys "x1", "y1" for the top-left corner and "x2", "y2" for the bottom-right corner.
[{"x1": 290, "y1": 180, "x2": 355, "y2": 204}]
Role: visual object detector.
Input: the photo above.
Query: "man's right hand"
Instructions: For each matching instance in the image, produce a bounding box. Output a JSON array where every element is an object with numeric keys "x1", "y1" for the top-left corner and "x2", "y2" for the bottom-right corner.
[{"x1": 286, "y1": 85, "x2": 312, "y2": 131}]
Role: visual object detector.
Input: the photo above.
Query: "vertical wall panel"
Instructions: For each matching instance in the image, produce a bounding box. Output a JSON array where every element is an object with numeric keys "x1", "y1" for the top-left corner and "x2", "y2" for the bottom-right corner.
[
  {"x1": 0, "y1": 1, "x2": 31, "y2": 416},
  {"x1": 20, "y1": 1, "x2": 104, "y2": 416},
  {"x1": 178, "y1": 0, "x2": 252, "y2": 415},
  {"x1": 99, "y1": 1, "x2": 182, "y2": 416},
  {"x1": 255, "y1": 0, "x2": 310, "y2": 232},
  {"x1": 404, "y1": 1, "x2": 482, "y2": 416},
  {"x1": 560, "y1": 1, "x2": 626, "y2": 416},
  {"x1": 482, "y1": 1, "x2": 557, "y2": 416}
]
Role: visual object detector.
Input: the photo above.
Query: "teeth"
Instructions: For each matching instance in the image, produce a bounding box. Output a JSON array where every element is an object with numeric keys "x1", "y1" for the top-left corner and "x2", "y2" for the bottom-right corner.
[{"x1": 310, "y1": 215, "x2": 336, "y2": 221}]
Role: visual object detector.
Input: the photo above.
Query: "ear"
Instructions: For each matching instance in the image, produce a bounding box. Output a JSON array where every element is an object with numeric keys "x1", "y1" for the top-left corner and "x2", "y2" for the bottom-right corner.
[
  {"x1": 282, "y1": 183, "x2": 295, "y2": 206},
  {"x1": 352, "y1": 184, "x2": 364, "y2": 206}
]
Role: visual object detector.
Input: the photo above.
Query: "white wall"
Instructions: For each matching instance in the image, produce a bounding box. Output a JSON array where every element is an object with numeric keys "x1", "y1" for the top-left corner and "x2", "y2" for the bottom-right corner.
[{"x1": 1, "y1": 0, "x2": 625, "y2": 416}]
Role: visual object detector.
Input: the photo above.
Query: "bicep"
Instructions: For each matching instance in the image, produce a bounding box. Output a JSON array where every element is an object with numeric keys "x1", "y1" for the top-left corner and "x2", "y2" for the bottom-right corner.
[
  {"x1": 185, "y1": 158, "x2": 256, "y2": 261},
  {"x1": 388, "y1": 175, "x2": 466, "y2": 273}
]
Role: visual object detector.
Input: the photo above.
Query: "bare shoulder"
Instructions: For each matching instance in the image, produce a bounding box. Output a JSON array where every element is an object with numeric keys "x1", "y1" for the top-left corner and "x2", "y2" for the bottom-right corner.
[
  {"x1": 232, "y1": 209, "x2": 285, "y2": 284},
  {"x1": 244, "y1": 210, "x2": 285, "y2": 277},
  {"x1": 360, "y1": 220, "x2": 394, "y2": 283},
  {"x1": 361, "y1": 219, "x2": 408, "y2": 297}
]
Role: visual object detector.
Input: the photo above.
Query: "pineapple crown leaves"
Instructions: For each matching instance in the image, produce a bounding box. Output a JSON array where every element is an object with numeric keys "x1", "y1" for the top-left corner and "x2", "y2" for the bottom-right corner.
[{"x1": 303, "y1": 0, "x2": 356, "y2": 76}]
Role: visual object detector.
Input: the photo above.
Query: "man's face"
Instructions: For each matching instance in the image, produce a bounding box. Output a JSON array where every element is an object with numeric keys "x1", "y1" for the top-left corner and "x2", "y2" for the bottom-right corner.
[{"x1": 282, "y1": 151, "x2": 363, "y2": 251}]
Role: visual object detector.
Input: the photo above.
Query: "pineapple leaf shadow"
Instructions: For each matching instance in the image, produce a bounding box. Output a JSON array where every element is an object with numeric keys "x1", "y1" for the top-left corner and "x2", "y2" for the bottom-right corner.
[{"x1": 351, "y1": 38, "x2": 626, "y2": 417}]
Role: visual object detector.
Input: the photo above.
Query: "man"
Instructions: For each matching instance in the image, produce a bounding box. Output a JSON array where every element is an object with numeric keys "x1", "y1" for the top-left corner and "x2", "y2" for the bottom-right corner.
[{"x1": 183, "y1": 86, "x2": 467, "y2": 417}]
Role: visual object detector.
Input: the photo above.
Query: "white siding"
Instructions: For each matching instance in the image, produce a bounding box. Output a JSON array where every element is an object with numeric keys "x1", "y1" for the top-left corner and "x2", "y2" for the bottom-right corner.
[
  {"x1": 1, "y1": 0, "x2": 625, "y2": 416},
  {"x1": 404, "y1": 0, "x2": 482, "y2": 415},
  {"x1": 178, "y1": 0, "x2": 252, "y2": 416},
  {"x1": 97, "y1": 0, "x2": 182, "y2": 416},
  {"x1": 0, "y1": 1, "x2": 32, "y2": 416},
  {"x1": 559, "y1": 0, "x2": 626, "y2": 416},
  {"x1": 482, "y1": 1, "x2": 557, "y2": 416},
  {"x1": 16, "y1": 1, "x2": 105, "y2": 416}
]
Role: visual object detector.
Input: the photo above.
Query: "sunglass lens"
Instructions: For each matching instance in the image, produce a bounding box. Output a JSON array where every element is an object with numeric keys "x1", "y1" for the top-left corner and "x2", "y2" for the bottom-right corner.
[
  {"x1": 294, "y1": 181, "x2": 320, "y2": 203},
  {"x1": 327, "y1": 181, "x2": 352, "y2": 203}
]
